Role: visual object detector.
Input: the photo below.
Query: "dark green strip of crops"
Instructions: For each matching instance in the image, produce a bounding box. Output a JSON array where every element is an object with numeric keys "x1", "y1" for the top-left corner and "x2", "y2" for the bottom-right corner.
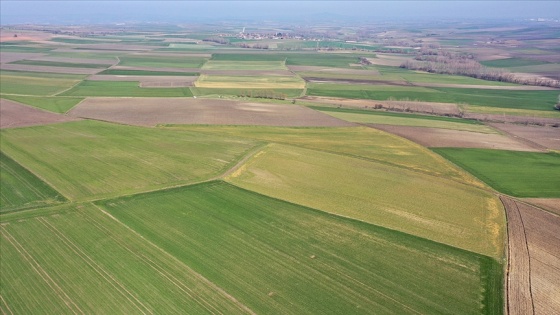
[{"x1": 10, "y1": 60, "x2": 109, "y2": 69}]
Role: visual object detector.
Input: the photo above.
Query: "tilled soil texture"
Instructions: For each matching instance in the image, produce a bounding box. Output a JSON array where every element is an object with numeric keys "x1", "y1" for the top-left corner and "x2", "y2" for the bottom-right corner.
[
  {"x1": 0, "y1": 63, "x2": 103, "y2": 75},
  {"x1": 68, "y1": 97, "x2": 355, "y2": 127},
  {"x1": 522, "y1": 199, "x2": 560, "y2": 216},
  {"x1": 501, "y1": 197, "x2": 560, "y2": 315},
  {"x1": 300, "y1": 96, "x2": 462, "y2": 116},
  {"x1": 0, "y1": 99, "x2": 80, "y2": 129},
  {"x1": 370, "y1": 125, "x2": 543, "y2": 152},
  {"x1": 489, "y1": 123, "x2": 560, "y2": 150}
]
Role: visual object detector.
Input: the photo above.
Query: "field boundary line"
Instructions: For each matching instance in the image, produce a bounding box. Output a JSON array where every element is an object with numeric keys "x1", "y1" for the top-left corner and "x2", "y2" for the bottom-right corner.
[
  {"x1": 91, "y1": 203, "x2": 257, "y2": 315},
  {"x1": 0, "y1": 294, "x2": 14, "y2": 315},
  {"x1": 78, "y1": 210, "x2": 227, "y2": 315},
  {"x1": 36, "y1": 217, "x2": 152, "y2": 315},
  {"x1": 51, "y1": 78, "x2": 85, "y2": 97},
  {"x1": 0, "y1": 227, "x2": 84, "y2": 315}
]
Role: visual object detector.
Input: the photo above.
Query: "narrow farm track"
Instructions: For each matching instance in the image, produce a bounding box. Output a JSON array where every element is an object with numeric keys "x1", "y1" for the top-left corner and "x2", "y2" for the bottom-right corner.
[{"x1": 500, "y1": 196, "x2": 535, "y2": 315}]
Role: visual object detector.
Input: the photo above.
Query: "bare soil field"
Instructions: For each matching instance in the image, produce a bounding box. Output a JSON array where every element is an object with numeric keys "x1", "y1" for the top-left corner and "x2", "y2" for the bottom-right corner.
[
  {"x1": 500, "y1": 196, "x2": 534, "y2": 315},
  {"x1": 0, "y1": 52, "x2": 45, "y2": 64},
  {"x1": 516, "y1": 200, "x2": 560, "y2": 315},
  {"x1": 0, "y1": 63, "x2": 102, "y2": 75},
  {"x1": 370, "y1": 125, "x2": 543, "y2": 151},
  {"x1": 300, "y1": 96, "x2": 462, "y2": 116},
  {"x1": 0, "y1": 99, "x2": 80, "y2": 128},
  {"x1": 111, "y1": 66, "x2": 201, "y2": 73},
  {"x1": 79, "y1": 43, "x2": 159, "y2": 51},
  {"x1": 365, "y1": 54, "x2": 412, "y2": 67},
  {"x1": 128, "y1": 52, "x2": 212, "y2": 58},
  {"x1": 68, "y1": 97, "x2": 354, "y2": 127},
  {"x1": 489, "y1": 123, "x2": 560, "y2": 150},
  {"x1": 464, "y1": 113, "x2": 560, "y2": 127},
  {"x1": 523, "y1": 199, "x2": 560, "y2": 216},
  {"x1": 0, "y1": 30, "x2": 52, "y2": 42}
]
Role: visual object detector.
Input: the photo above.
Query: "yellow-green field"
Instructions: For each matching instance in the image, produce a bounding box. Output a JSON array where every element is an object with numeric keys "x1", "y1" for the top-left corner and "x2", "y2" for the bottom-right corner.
[
  {"x1": 194, "y1": 74, "x2": 305, "y2": 89},
  {"x1": 201, "y1": 60, "x2": 287, "y2": 70}
]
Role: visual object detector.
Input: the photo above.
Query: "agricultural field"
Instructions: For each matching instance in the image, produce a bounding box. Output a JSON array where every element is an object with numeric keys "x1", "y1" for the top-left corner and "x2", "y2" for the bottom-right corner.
[
  {"x1": 98, "y1": 181, "x2": 503, "y2": 314},
  {"x1": 3, "y1": 19, "x2": 560, "y2": 315},
  {"x1": 0, "y1": 120, "x2": 259, "y2": 200},
  {"x1": 0, "y1": 151, "x2": 65, "y2": 212},
  {"x1": 433, "y1": 149, "x2": 560, "y2": 198},
  {"x1": 225, "y1": 143, "x2": 505, "y2": 259}
]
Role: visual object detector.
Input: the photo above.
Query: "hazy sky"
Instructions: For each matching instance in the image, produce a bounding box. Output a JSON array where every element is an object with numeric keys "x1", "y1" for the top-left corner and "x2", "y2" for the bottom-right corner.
[{"x1": 1, "y1": 1, "x2": 559, "y2": 25}]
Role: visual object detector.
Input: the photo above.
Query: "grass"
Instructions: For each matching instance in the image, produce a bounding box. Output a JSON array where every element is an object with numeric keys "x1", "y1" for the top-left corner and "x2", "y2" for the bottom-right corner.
[
  {"x1": 0, "y1": 95, "x2": 83, "y2": 113},
  {"x1": 98, "y1": 181, "x2": 503, "y2": 314},
  {"x1": 201, "y1": 60, "x2": 286, "y2": 70},
  {"x1": 376, "y1": 66, "x2": 516, "y2": 86},
  {"x1": 433, "y1": 148, "x2": 560, "y2": 198},
  {"x1": 0, "y1": 45, "x2": 54, "y2": 53},
  {"x1": 59, "y1": 81, "x2": 193, "y2": 97},
  {"x1": 307, "y1": 83, "x2": 559, "y2": 111},
  {"x1": 313, "y1": 106, "x2": 498, "y2": 133},
  {"x1": 194, "y1": 74, "x2": 305, "y2": 89},
  {"x1": 0, "y1": 120, "x2": 259, "y2": 200},
  {"x1": 98, "y1": 69, "x2": 199, "y2": 76},
  {"x1": 0, "y1": 152, "x2": 65, "y2": 212},
  {"x1": 0, "y1": 203, "x2": 251, "y2": 314},
  {"x1": 210, "y1": 53, "x2": 361, "y2": 68},
  {"x1": 0, "y1": 71, "x2": 85, "y2": 96},
  {"x1": 164, "y1": 125, "x2": 484, "y2": 188},
  {"x1": 226, "y1": 144, "x2": 504, "y2": 258},
  {"x1": 10, "y1": 60, "x2": 110, "y2": 69},
  {"x1": 50, "y1": 37, "x2": 119, "y2": 44},
  {"x1": 117, "y1": 55, "x2": 208, "y2": 68}
]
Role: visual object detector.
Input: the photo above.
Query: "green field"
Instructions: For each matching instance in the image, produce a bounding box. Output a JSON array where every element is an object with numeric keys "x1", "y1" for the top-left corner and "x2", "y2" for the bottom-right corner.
[
  {"x1": 201, "y1": 60, "x2": 286, "y2": 70},
  {"x1": 0, "y1": 71, "x2": 85, "y2": 96},
  {"x1": 98, "y1": 181, "x2": 502, "y2": 314},
  {"x1": 0, "y1": 203, "x2": 252, "y2": 314},
  {"x1": 98, "y1": 69, "x2": 199, "y2": 76},
  {"x1": 59, "y1": 81, "x2": 193, "y2": 97},
  {"x1": 165, "y1": 125, "x2": 481, "y2": 185},
  {"x1": 307, "y1": 83, "x2": 559, "y2": 111},
  {"x1": 50, "y1": 37, "x2": 120, "y2": 44},
  {"x1": 375, "y1": 66, "x2": 517, "y2": 86},
  {"x1": 10, "y1": 60, "x2": 111, "y2": 69},
  {"x1": 433, "y1": 148, "x2": 560, "y2": 198},
  {"x1": 117, "y1": 55, "x2": 208, "y2": 68},
  {"x1": 1, "y1": 95, "x2": 83, "y2": 113},
  {"x1": 209, "y1": 53, "x2": 362, "y2": 68},
  {"x1": 0, "y1": 152, "x2": 65, "y2": 212},
  {"x1": 314, "y1": 106, "x2": 497, "y2": 133},
  {"x1": 0, "y1": 120, "x2": 259, "y2": 200},
  {"x1": 0, "y1": 45, "x2": 54, "y2": 53},
  {"x1": 480, "y1": 58, "x2": 550, "y2": 68},
  {"x1": 226, "y1": 144, "x2": 504, "y2": 258}
]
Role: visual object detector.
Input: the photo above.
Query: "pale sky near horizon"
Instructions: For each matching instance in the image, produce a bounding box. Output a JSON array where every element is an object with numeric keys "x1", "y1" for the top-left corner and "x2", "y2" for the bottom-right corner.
[{"x1": 1, "y1": 1, "x2": 559, "y2": 25}]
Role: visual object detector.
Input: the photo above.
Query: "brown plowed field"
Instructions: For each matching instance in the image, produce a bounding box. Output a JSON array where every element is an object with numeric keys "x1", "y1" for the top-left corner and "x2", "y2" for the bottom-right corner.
[
  {"x1": 0, "y1": 99, "x2": 80, "y2": 129},
  {"x1": 522, "y1": 199, "x2": 560, "y2": 216},
  {"x1": 299, "y1": 96, "x2": 462, "y2": 116},
  {"x1": 288, "y1": 65, "x2": 380, "y2": 75},
  {"x1": 464, "y1": 113, "x2": 560, "y2": 127},
  {"x1": 370, "y1": 125, "x2": 543, "y2": 151},
  {"x1": 68, "y1": 97, "x2": 355, "y2": 127},
  {"x1": 0, "y1": 63, "x2": 102, "y2": 75},
  {"x1": 489, "y1": 123, "x2": 560, "y2": 150},
  {"x1": 111, "y1": 66, "x2": 201, "y2": 73},
  {"x1": 0, "y1": 52, "x2": 45, "y2": 64},
  {"x1": 500, "y1": 196, "x2": 535, "y2": 315},
  {"x1": 516, "y1": 200, "x2": 560, "y2": 315}
]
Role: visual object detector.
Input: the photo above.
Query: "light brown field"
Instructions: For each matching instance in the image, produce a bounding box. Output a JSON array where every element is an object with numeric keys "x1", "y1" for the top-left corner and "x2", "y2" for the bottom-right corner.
[
  {"x1": 489, "y1": 123, "x2": 560, "y2": 150},
  {"x1": 27, "y1": 56, "x2": 118, "y2": 65},
  {"x1": 464, "y1": 113, "x2": 560, "y2": 127},
  {"x1": 0, "y1": 99, "x2": 80, "y2": 129},
  {"x1": 87, "y1": 75, "x2": 198, "y2": 87},
  {"x1": 0, "y1": 52, "x2": 45, "y2": 64},
  {"x1": 111, "y1": 65, "x2": 201, "y2": 73},
  {"x1": 365, "y1": 54, "x2": 412, "y2": 67},
  {"x1": 68, "y1": 97, "x2": 354, "y2": 127},
  {"x1": 300, "y1": 96, "x2": 463, "y2": 116},
  {"x1": 370, "y1": 125, "x2": 543, "y2": 151},
  {"x1": 288, "y1": 66, "x2": 380, "y2": 76},
  {"x1": 0, "y1": 30, "x2": 52, "y2": 42},
  {"x1": 0, "y1": 63, "x2": 102, "y2": 75}
]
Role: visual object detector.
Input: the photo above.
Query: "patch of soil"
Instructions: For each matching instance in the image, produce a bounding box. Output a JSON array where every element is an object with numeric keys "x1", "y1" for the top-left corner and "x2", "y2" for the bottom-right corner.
[
  {"x1": 0, "y1": 52, "x2": 46, "y2": 64},
  {"x1": 0, "y1": 99, "x2": 80, "y2": 129},
  {"x1": 370, "y1": 125, "x2": 542, "y2": 151},
  {"x1": 489, "y1": 123, "x2": 560, "y2": 150},
  {"x1": 522, "y1": 199, "x2": 560, "y2": 216},
  {"x1": 68, "y1": 97, "x2": 355, "y2": 127}
]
